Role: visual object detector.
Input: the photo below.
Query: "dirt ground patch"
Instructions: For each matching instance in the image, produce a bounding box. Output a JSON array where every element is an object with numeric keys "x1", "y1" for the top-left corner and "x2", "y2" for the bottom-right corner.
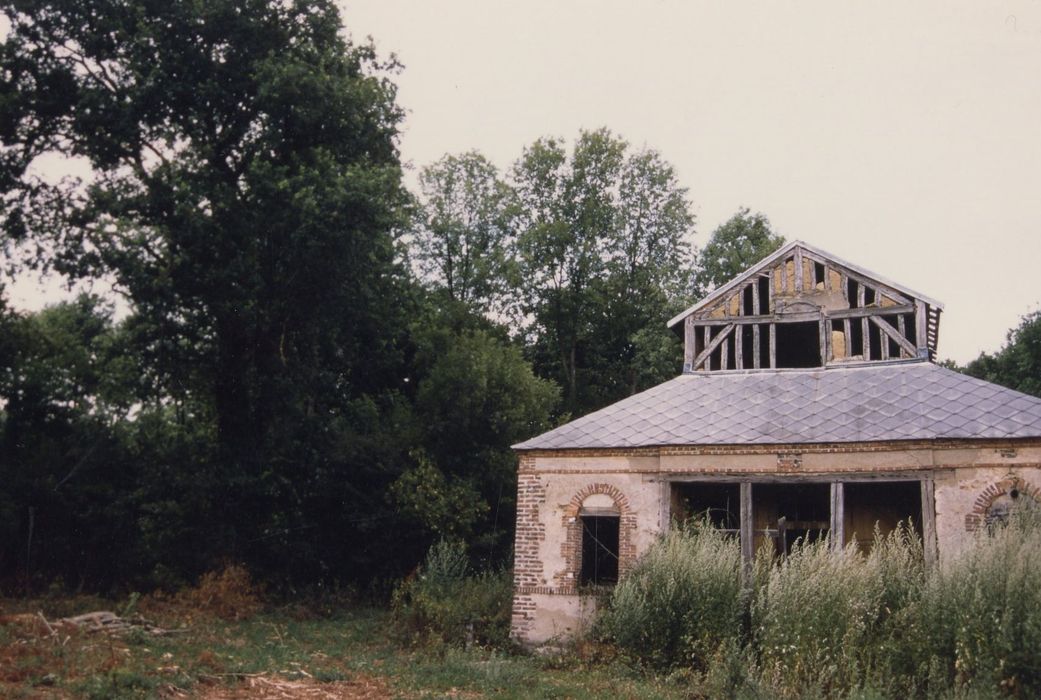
[{"x1": 163, "y1": 672, "x2": 391, "y2": 699}]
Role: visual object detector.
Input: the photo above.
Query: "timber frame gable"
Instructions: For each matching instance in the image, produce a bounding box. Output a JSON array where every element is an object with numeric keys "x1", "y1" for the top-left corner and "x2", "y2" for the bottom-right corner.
[{"x1": 668, "y1": 241, "x2": 944, "y2": 372}]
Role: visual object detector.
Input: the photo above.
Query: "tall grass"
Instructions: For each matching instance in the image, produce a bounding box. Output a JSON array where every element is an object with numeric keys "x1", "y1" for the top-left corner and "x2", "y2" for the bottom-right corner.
[
  {"x1": 598, "y1": 522, "x2": 743, "y2": 668},
  {"x1": 752, "y1": 526, "x2": 924, "y2": 696},
  {"x1": 598, "y1": 514, "x2": 1041, "y2": 698}
]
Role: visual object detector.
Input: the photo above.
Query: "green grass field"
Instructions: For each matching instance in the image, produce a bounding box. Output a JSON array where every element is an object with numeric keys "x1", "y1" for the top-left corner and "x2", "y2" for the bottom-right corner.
[{"x1": 0, "y1": 597, "x2": 684, "y2": 699}]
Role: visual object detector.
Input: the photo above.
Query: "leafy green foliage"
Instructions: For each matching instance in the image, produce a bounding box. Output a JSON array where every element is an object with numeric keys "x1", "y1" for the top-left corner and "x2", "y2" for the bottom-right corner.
[
  {"x1": 695, "y1": 206, "x2": 785, "y2": 295},
  {"x1": 965, "y1": 310, "x2": 1041, "y2": 398}
]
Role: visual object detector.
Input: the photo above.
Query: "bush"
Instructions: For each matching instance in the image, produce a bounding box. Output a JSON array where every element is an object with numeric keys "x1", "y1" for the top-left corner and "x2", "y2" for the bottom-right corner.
[
  {"x1": 392, "y1": 540, "x2": 513, "y2": 648},
  {"x1": 599, "y1": 522, "x2": 742, "y2": 668},
  {"x1": 175, "y1": 564, "x2": 262, "y2": 621}
]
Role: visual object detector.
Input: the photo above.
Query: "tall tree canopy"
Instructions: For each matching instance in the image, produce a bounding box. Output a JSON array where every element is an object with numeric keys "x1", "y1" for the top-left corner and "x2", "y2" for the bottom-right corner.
[
  {"x1": 511, "y1": 129, "x2": 695, "y2": 413},
  {"x1": 412, "y1": 152, "x2": 514, "y2": 315},
  {"x1": 965, "y1": 311, "x2": 1041, "y2": 399},
  {"x1": 695, "y1": 207, "x2": 785, "y2": 295},
  {"x1": 0, "y1": 0, "x2": 413, "y2": 582}
]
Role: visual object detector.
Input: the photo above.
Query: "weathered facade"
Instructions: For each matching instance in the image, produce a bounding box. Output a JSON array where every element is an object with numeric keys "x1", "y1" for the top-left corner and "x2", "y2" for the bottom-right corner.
[{"x1": 510, "y1": 241, "x2": 1041, "y2": 645}]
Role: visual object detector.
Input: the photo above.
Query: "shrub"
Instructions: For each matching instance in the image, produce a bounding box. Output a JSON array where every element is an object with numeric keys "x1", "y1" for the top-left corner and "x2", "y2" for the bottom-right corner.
[
  {"x1": 392, "y1": 540, "x2": 513, "y2": 648},
  {"x1": 176, "y1": 564, "x2": 262, "y2": 620},
  {"x1": 599, "y1": 522, "x2": 742, "y2": 668}
]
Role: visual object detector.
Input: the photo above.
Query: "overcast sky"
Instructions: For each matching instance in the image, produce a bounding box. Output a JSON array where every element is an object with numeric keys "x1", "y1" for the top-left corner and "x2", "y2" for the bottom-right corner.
[
  {"x1": 337, "y1": 0, "x2": 1041, "y2": 364},
  {"x1": 6, "y1": 2, "x2": 1041, "y2": 365}
]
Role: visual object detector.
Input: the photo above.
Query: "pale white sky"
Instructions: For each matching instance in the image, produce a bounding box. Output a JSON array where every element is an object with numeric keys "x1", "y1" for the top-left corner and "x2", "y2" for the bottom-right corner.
[
  {"x1": 338, "y1": 0, "x2": 1041, "y2": 364},
  {"x1": 6, "y1": 2, "x2": 1041, "y2": 364}
]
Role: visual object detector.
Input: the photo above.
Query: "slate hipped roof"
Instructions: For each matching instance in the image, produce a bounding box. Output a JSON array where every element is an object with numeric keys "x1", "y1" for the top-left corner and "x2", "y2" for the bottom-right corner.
[{"x1": 514, "y1": 362, "x2": 1041, "y2": 450}]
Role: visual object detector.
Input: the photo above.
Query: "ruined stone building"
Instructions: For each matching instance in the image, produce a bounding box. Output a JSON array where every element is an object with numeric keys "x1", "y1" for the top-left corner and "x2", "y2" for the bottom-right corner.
[{"x1": 510, "y1": 241, "x2": 1041, "y2": 645}]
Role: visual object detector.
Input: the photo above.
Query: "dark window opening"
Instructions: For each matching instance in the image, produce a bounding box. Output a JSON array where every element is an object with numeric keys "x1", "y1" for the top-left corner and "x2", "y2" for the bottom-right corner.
[
  {"x1": 743, "y1": 285, "x2": 755, "y2": 316},
  {"x1": 844, "y1": 482, "x2": 921, "y2": 552},
  {"x1": 725, "y1": 332, "x2": 736, "y2": 369},
  {"x1": 775, "y1": 321, "x2": 822, "y2": 368},
  {"x1": 580, "y1": 516, "x2": 619, "y2": 586},
  {"x1": 864, "y1": 286, "x2": 876, "y2": 306},
  {"x1": 759, "y1": 325, "x2": 770, "y2": 367},
  {"x1": 754, "y1": 483, "x2": 830, "y2": 555},
  {"x1": 904, "y1": 314, "x2": 917, "y2": 344},
  {"x1": 847, "y1": 279, "x2": 860, "y2": 308},
  {"x1": 671, "y1": 482, "x2": 740, "y2": 532},
  {"x1": 741, "y1": 325, "x2": 755, "y2": 369},
  {"x1": 849, "y1": 319, "x2": 864, "y2": 357},
  {"x1": 758, "y1": 277, "x2": 770, "y2": 314},
  {"x1": 868, "y1": 322, "x2": 883, "y2": 360},
  {"x1": 813, "y1": 262, "x2": 826, "y2": 287}
]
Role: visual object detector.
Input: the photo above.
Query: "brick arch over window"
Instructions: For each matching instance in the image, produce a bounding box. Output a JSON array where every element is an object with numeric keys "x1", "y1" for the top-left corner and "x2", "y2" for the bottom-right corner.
[
  {"x1": 554, "y1": 483, "x2": 638, "y2": 591},
  {"x1": 965, "y1": 475, "x2": 1041, "y2": 532}
]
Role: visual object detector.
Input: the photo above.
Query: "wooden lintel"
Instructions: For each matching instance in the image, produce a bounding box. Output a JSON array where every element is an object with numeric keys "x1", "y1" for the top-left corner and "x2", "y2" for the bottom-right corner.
[
  {"x1": 830, "y1": 304, "x2": 916, "y2": 320},
  {"x1": 693, "y1": 323, "x2": 736, "y2": 370},
  {"x1": 694, "y1": 311, "x2": 819, "y2": 326},
  {"x1": 870, "y1": 315, "x2": 917, "y2": 357},
  {"x1": 662, "y1": 470, "x2": 948, "y2": 484}
]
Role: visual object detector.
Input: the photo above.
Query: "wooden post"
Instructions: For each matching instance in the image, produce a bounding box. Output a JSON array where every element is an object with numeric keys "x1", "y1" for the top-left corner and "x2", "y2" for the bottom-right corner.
[
  {"x1": 898, "y1": 314, "x2": 907, "y2": 356},
  {"x1": 683, "y1": 317, "x2": 694, "y2": 372},
  {"x1": 753, "y1": 324, "x2": 761, "y2": 369},
  {"x1": 794, "y1": 247, "x2": 803, "y2": 291},
  {"x1": 767, "y1": 272, "x2": 774, "y2": 312},
  {"x1": 921, "y1": 476, "x2": 938, "y2": 567},
  {"x1": 740, "y1": 482, "x2": 754, "y2": 585},
  {"x1": 769, "y1": 323, "x2": 777, "y2": 368},
  {"x1": 830, "y1": 482, "x2": 845, "y2": 550},
  {"x1": 752, "y1": 278, "x2": 760, "y2": 315},
  {"x1": 721, "y1": 337, "x2": 729, "y2": 370},
  {"x1": 843, "y1": 319, "x2": 852, "y2": 359},
  {"x1": 915, "y1": 300, "x2": 928, "y2": 357},
  {"x1": 734, "y1": 322, "x2": 743, "y2": 369},
  {"x1": 862, "y1": 317, "x2": 871, "y2": 360},
  {"x1": 818, "y1": 310, "x2": 828, "y2": 366}
]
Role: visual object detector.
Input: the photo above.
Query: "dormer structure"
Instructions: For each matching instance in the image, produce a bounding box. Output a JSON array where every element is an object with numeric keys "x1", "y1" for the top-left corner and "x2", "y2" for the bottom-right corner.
[{"x1": 668, "y1": 241, "x2": 943, "y2": 372}]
